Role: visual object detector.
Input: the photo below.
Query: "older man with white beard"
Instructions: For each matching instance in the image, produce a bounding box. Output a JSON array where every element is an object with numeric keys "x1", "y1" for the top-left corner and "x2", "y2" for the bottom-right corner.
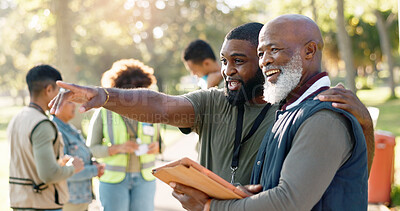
[
  {"x1": 172, "y1": 14, "x2": 369, "y2": 211},
  {"x1": 249, "y1": 14, "x2": 369, "y2": 210},
  {"x1": 262, "y1": 49, "x2": 304, "y2": 105}
]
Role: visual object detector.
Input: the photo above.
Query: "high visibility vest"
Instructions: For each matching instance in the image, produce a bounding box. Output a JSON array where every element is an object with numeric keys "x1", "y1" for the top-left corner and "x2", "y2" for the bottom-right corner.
[{"x1": 100, "y1": 109, "x2": 157, "y2": 183}]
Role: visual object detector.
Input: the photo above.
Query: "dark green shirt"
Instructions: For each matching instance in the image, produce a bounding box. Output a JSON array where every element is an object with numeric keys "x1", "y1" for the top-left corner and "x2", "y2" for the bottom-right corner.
[{"x1": 183, "y1": 88, "x2": 278, "y2": 185}]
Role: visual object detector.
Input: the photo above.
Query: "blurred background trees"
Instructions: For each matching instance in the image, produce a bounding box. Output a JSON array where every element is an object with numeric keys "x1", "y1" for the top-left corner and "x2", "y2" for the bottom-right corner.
[{"x1": 0, "y1": 0, "x2": 398, "y2": 104}]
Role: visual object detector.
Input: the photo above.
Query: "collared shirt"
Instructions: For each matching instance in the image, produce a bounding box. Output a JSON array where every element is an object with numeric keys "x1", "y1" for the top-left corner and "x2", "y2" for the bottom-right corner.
[{"x1": 282, "y1": 72, "x2": 330, "y2": 110}]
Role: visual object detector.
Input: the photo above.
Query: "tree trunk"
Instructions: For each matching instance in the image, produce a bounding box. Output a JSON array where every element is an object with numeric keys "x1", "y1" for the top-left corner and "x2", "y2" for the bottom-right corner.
[
  {"x1": 375, "y1": 10, "x2": 396, "y2": 99},
  {"x1": 310, "y1": 0, "x2": 318, "y2": 22},
  {"x1": 53, "y1": 0, "x2": 76, "y2": 83},
  {"x1": 53, "y1": 0, "x2": 83, "y2": 129},
  {"x1": 335, "y1": 0, "x2": 356, "y2": 93},
  {"x1": 18, "y1": 89, "x2": 27, "y2": 106}
]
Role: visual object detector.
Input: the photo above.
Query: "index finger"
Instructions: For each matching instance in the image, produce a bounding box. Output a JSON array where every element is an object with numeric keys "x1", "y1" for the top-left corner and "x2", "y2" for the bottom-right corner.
[
  {"x1": 319, "y1": 87, "x2": 346, "y2": 96},
  {"x1": 48, "y1": 92, "x2": 59, "y2": 109},
  {"x1": 50, "y1": 91, "x2": 72, "y2": 115},
  {"x1": 314, "y1": 87, "x2": 347, "y2": 101},
  {"x1": 170, "y1": 182, "x2": 190, "y2": 192},
  {"x1": 171, "y1": 182, "x2": 207, "y2": 197},
  {"x1": 333, "y1": 83, "x2": 346, "y2": 89},
  {"x1": 56, "y1": 81, "x2": 86, "y2": 93},
  {"x1": 49, "y1": 92, "x2": 62, "y2": 114}
]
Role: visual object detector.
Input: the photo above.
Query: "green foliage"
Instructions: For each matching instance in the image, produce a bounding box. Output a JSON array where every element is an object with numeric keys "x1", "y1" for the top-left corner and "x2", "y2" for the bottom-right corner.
[
  {"x1": 355, "y1": 76, "x2": 373, "y2": 90},
  {"x1": 391, "y1": 185, "x2": 400, "y2": 207},
  {"x1": 0, "y1": 0, "x2": 398, "y2": 99},
  {"x1": 0, "y1": 0, "x2": 258, "y2": 96},
  {"x1": 348, "y1": 10, "x2": 399, "y2": 70},
  {"x1": 349, "y1": 14, "x2": 381, "y2": 67},
  {"x1": 65, "y1": 0, "x2": 258, "y2": 93}
]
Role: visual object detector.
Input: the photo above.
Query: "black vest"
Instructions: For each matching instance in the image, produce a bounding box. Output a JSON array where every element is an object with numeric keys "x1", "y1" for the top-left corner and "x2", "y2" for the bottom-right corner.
[{"x1": 251, "y1": 98, "x2": 368, "y2": 210}]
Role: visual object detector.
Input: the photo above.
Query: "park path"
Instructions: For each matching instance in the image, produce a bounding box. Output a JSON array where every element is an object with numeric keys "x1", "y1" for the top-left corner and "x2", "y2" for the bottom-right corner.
[{"x1": 153, "y1": 132, "x2": 199, "y2": 211}]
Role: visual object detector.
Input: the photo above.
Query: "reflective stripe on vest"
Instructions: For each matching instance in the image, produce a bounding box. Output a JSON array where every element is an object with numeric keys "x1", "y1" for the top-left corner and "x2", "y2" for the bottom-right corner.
[
  {"x1": 105, "y1": 161, "x2": 155, "y2": 172},
  {"x1": 142, "y1": 161, "x2": 155, "y2": 169},
  {"x1": 100, "y1": 109, "x2": 156, "y2": 183},
  {"x1": 104, "y1": 165, "x2": 126, "y2": 172},
  {"x1": 106, "y1": 110, "x2": 115, "y2": 145}
]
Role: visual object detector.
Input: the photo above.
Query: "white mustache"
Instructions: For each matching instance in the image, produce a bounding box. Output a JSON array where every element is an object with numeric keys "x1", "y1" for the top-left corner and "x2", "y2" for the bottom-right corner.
[
  {"x1": 262, "y1": 50, "x2": 303, "y2": 104},
  {"x1": 262, "y1": 65, "x2": 282, "y2": 73}
]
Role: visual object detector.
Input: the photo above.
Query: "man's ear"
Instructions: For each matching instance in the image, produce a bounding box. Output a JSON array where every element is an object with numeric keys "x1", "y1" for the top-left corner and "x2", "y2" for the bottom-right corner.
[
  {"x1": 304, "y1": 41, "x2": 317, "y2": 60},
  {"x1": 44, "y1": 84, "x2": 54, "y2": 96},
  {"x1": 202, "y1": 58, "x2": 213, "y2": 67}
]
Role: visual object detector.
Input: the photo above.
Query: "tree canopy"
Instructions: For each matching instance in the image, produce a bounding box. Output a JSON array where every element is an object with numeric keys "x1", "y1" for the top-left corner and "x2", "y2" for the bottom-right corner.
[{"x1": 0, "y1": 0, "x2": 398, "y2": 104}]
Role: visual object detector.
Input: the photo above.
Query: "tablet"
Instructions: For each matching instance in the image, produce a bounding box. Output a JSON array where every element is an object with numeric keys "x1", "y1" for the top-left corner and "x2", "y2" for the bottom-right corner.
[{"x1": 152, "y1": 157, "x2": 249, "y2": 199}]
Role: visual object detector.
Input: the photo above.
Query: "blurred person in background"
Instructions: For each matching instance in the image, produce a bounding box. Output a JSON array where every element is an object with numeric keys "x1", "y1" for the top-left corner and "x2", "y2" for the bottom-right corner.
[
  {"x1": 86, "y1": 59, "x2": 161, "y2": 211},
  {"x1": 8, "y1": 64, "x2": 84, "y2": 211},
  {"x1": 183, "y1": 39, "x2": 223, "y2": 89},
  {"x1": 52, "y1": 100, "x2": 105, "y2": 211}
]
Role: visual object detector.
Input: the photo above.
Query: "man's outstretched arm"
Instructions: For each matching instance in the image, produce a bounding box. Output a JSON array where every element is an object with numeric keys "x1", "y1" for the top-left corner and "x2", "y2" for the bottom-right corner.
[{"x1": 49, "y1": 81, "x2": 195, "y2": 128}]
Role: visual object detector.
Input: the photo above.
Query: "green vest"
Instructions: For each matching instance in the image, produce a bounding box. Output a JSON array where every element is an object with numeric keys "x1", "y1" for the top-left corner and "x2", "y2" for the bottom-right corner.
[{"x1": 100, "y1": 109, "x2": 157, "y2": 183}]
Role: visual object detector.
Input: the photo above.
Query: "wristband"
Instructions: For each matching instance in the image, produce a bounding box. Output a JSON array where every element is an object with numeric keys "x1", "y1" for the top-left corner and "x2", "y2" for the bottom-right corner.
[{"x1": 102, "y1": 87, "x2": 109, "y2": 107}]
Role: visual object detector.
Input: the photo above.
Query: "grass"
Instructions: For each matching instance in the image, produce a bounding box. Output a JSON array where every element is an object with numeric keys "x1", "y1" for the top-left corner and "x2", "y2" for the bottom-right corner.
[
  {"x1": 0, "y1": 106, "x2": 23, "y2": 142},
  {"x1": 358, "y1": 87, "x2": 400, "y2": 137},
  {"x1": 0, "y1": 87, "x2": 399, "y2": 210}
]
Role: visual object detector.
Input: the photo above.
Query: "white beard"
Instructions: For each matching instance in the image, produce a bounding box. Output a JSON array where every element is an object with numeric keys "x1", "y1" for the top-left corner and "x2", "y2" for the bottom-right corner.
[{"x1": 263, "y1": 51, "x2": 303, "y2": 104}]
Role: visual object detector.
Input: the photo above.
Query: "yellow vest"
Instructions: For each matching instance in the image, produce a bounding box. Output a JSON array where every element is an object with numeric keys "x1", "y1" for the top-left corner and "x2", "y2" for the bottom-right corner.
[{"x1": 100, "y1": 109, "x2": 157, "y2": 183}]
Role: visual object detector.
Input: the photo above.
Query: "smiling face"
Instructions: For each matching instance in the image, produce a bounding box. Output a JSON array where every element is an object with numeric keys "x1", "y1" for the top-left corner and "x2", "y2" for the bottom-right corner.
[
  {"x1": 220, "y1": 39, "x2": 264, "y2": 105},
  {"x1": 257, "y1": 23, "x2": 303, "y2": 81},
  {"x1": 258, "y1": 15, "x2": 323, "y2": 99},
  {"x1": 257, "y1": 16, "x2": 319, "y2": 104},
  {"x1": 262, "y1": 49, "x2": 303, "y2": 104}
]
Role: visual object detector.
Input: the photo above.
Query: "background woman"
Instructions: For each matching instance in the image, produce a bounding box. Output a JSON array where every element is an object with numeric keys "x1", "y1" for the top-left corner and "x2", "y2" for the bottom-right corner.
[
  {"x1": 87, "y1": 59, "x2": 160, "y2": 211},
  {"x1": 52, "y1": 101, "x2": 105, "y2": 211}
]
